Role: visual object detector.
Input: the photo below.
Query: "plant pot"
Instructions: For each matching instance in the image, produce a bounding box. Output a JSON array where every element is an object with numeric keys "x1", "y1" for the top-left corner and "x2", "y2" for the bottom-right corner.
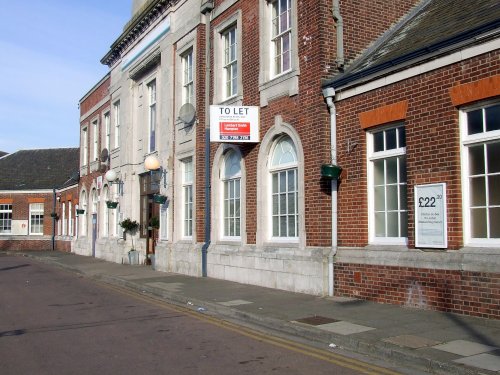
[
  {"x1": 128, "y1": 250, "x2": 139, "y2": 265},
  {"x1": 106, "y1": 201, "x2": 118, "y2": 209},
  {"x1": 321, "y1": 164, "x2": 342, "y2": 180}
]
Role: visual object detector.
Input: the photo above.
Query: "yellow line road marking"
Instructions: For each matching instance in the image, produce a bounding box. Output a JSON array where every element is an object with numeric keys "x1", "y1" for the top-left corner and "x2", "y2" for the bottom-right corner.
[{"x1": 99, "y1": 281, "x2": 401, "y2": 375}]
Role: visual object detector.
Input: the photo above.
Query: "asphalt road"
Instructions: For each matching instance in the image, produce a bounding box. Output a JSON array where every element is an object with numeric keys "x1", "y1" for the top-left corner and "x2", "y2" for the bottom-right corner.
[{"x1": 0, "y1": 255, "x2": 400, "y2": 375}]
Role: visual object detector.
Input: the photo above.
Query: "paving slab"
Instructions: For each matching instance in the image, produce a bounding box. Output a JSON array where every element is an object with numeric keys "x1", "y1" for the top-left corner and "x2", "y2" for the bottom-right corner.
[
  {"x1": 432, "y1": 339, "x2": 498, "y2": 356},
  {"x1": 383, "y1": 335, "x2": 442, "y2": 349},
  {"x1": 454, "y1": 353, "x2": 500, "y2": 372},
  {"x1": 316, "y1": 321, "x2": 376, "y2": 335}
]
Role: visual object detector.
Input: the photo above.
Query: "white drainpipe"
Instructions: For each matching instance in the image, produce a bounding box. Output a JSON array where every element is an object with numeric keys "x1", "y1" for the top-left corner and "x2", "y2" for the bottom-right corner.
[{"x1": 323, "y1": 86, "x2": 337, "y2": 297}]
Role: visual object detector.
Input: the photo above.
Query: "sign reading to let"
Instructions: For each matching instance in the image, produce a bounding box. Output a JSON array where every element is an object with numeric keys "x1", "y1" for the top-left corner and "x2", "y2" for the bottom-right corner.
[
  {"x1": 210, "y1": 106, "x2": 259, "y2": 143},
  {"x1": 415, "y1": 183, "x2": 447, "y2": 248}
]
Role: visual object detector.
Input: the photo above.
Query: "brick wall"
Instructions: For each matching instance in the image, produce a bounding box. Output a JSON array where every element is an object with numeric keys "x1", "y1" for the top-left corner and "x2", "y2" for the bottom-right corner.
[
  {"x1": 335, "y1": 50, "x2": 500, "y2": 249},
  {"x1": 335, "y1": 263, "x2": 500, "y2": 319},
  {"x1": 200, "y1": 0, "x2": 415, "y2": 247},
  {"x1": 80, "y1": 76, "x2": 111, "y2": 115},
  {"x1": 332, "y1": 47, "x2": 500, "y2": 318},
  {"x1": 340, "y1": 0, "x2": 421, "y2": 65}
]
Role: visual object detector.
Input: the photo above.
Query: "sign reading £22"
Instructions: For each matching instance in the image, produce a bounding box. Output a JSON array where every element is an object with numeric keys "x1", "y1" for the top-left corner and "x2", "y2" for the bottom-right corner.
[{"x1": 210, "y1": 106, "x2": 259, "y2": 143}]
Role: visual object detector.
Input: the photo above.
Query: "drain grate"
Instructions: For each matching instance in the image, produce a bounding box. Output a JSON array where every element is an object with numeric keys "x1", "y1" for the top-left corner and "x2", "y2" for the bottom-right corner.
[{"x1": 294, "y1": 316, "x2": 340, "y2": 326}]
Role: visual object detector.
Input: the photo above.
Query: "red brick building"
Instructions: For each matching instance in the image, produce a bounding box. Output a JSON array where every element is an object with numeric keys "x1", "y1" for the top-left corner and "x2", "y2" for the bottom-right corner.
[
  {"x1": 322, "y1": 0, "x2": 500, "y2": 318},
  {"x1": 0, "y1": 149, "x2": 79, "y2": 251},
  {"x1": 73, "y1": 74, "x2": 117, "y2": 258}
]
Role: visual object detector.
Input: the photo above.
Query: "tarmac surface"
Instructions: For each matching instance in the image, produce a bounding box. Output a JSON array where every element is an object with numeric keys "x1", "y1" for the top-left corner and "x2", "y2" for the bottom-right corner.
[{"x1": 5, "y1": 250, "x2": 500, "y2": 375}]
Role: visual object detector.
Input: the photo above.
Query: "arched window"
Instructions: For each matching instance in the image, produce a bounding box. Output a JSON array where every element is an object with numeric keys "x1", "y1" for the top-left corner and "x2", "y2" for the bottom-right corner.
[
  {"x1": 91, "y1": 188, "x2": 98, "y2": 215},
  {"x1": 221, "y1": 150, "x2": 241, "y2": 238},
  {"x1": 80, "y1": 191, "x2": 87, "y2": 235},
  {"x1": 102, "y1": 186, "x2": 109, "y2": 237},
  {"x1": 269, "y1": 135, "x2": 298, "y2": 238}
]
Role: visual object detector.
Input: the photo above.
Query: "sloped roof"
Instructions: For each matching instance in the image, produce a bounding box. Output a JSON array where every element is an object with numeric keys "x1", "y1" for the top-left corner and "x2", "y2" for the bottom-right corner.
[
  {"x1": 0, "y1": 151, "x2": 8, "y2": 158},
  {"x1": 0, "y1": 148, "x2": 80, "y2": 191},
  {"x1": 327, "y1": 0, "x2": 500, "y2": 89}
]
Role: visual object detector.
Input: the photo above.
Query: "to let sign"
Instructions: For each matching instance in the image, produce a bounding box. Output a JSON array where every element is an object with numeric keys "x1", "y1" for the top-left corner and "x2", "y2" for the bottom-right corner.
[
  {"x1": 210, "y1": 106, "x2": 259, "y2": 143},
  {"x1": 415, "y1": 183, "x2": 447, "y2": 248}
]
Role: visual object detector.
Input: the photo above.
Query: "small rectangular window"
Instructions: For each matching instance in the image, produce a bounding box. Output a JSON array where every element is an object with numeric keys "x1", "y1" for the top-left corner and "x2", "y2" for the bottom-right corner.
[
  {"x1": 182, "y1": 159, "x2": 193, "y2": 238},
  {"x1": 113, "y1": 101, "x2": 120, "y2": 149},
  {"x1": 223, "y1": 26, "x2": 238, "y2": 99},
  {"x1": 368, "y1": 125, "x2": 407, "y2": 244},
  {"x1": 147, "y1": 80, "x2": 157, "y2": 153},
  {"x1": 462, "y1": 103, "x2": 500, "y2": 244},
  {"x1": 0, "y1": 204, "x2": 12, "y2": 234},
  {"x1": 182, "y1": 51, "x2": 194, "y2": 105},
  {"x1": 30, "y1": 203, "x2": 44, "y2": 235},
  {"x1": 271, "y1": 0, "x2": 292, "y2": 76}
]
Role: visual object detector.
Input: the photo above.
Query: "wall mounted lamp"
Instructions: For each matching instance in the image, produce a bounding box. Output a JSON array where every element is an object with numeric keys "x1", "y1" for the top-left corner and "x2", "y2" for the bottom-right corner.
[
  {"x1": 105, "y1": 169, "x2": 124, "y2": 196},
  {"x1": 144, "y1": 154, "x2": 167, "y2": 189}
]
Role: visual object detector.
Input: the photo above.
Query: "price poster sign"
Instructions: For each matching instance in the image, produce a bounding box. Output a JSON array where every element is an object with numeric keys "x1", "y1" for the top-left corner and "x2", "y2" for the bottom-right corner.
[{"x1": 415, "y1": 183, "x2": 447, "y2": 248}]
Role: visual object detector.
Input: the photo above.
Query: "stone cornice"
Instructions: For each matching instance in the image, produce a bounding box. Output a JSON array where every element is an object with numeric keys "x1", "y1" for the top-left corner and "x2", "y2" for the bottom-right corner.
[{"x1": 101, "y1": 0, "x2": 178, "y2": 68}]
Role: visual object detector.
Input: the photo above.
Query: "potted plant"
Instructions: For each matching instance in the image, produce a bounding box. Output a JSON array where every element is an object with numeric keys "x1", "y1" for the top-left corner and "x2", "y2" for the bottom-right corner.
[
  {"x1": 149, "y1": 216, "x2": 160, "y2": 230},
  {"x1": 119, "y1": 219, "x2": 140, "y2": 265},
  {"x1": 119, "y1": 218, "x2": 139, "y2": 233}
]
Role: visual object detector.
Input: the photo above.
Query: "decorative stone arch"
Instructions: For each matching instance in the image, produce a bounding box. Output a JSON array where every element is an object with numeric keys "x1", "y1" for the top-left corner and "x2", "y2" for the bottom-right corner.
[
  {"x1": 211, "y1": 144, "x2": 247, "y2": 244},
  {"x1": 256, "y1": 115, "x2": 306, "y2": 249}
]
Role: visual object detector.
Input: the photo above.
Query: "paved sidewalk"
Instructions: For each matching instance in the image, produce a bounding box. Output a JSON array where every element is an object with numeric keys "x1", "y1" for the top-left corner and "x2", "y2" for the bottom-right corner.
[{"x1": 6, "y1": 251, "x2": 500, "y2": 375}]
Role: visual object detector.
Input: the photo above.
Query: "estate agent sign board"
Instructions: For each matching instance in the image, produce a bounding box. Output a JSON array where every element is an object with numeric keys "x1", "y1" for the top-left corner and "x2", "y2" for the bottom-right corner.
[
  {"x1": 415, "y1": 183, "x2": 447, "y2": 248},
  {"x1": 210, "y1": 106, "x2": 259, "y2": 143}
]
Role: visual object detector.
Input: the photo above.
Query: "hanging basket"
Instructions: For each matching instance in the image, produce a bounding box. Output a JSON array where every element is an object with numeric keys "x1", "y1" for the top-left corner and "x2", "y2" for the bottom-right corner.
[
  {"x1": 321, "y1": 164, "x2": 342, "y2": 180},
  {"x1": 153, "y1": 194, "x2": 167, "y2": 204},
  {"x1": 106, "y1": 201, "x2": 118, "y2": 209},
  {"x1": 76, "y1": 209, "x2": 85, "y2": 215}
]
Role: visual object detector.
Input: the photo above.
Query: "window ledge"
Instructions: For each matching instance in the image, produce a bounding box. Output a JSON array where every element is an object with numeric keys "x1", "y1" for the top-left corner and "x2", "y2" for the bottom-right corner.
[{"x1": 259, "y1": 69, "x2": 299, "y2": 107}]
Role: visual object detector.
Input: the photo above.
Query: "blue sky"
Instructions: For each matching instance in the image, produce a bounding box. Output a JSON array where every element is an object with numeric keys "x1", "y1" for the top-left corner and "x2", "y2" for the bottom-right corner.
[{"x1": 0, "y1": 1, "x2": 130, "y2": 153}]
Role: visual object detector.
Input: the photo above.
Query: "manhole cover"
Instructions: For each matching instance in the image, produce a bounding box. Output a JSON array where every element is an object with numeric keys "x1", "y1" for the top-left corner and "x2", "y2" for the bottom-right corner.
[{"x1": 294, "y1": 316, "x2": 340, "y2": 326}]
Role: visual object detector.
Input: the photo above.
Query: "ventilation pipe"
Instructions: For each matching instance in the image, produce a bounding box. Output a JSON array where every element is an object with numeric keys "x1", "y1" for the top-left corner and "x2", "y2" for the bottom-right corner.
[
  {"x1": 323, "y1": 86, "x2": 337, "y2": 297},
  {"x1": 332, "y1": 0, "x2": 344, "y2": 69}
]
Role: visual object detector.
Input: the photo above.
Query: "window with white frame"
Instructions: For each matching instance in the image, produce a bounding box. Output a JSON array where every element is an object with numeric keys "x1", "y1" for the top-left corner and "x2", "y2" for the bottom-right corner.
[
  {"x1": 30, "y1": 203, "x2": 44, "y2": 235},
  {"x1": 91, "y1": 188, "x2": 98, "y2": 215},
  {"x1": 182, "y1": 158, "x2": 194, "y2": 238},
  {"x1": 222, "y1": 150, "x2": 241, "y2": 238},
  {"x1": 269, "y1": 135, "x2": 298, "y2": 239},
  {"x1": 147, "y1": 80, "x2": 157, "y2": 153},
  {"x1": 102, "y1": 186, "x2": 109, "y2": 237},
  {"x1": 461, "y1": 102, "x2": 500, "y2": 245},
  {"x1": 104, "y1": 112, "x2": 111, "y2": 152},
  {"x1": 80, "y1": 191, "x2": 87, "y2": 235},
  {"x1": 113, "y1": 101, "x2": 120, "y2": 149},
  {"x1": 0, "y1": 204, "x2": 12, "y2": 234},
  {"x1": 223, "y1": 26, "x2": 238, "y2": 99},
  {"x1": 92, "y1": 120, "x2": 98, "y2": 161},
  {"x1": 259, "y1": 0, "x2": 298, "y2": 106},
  {"x1": 271, "y1": 0, "x2": 292, "y2": 76},
  {"x1": 62, "y1": 202, "x2": 66, "y2": 235},
  {"x1": 368, "y1": 125, "x2": 407, "y2": 244},
  {"x1": 182, "y1": 50, "x2": 194, "y2": 105},
  {"x1": 68, "y1": 201, "x2": 73, "y2": 236},
  {"x1": 160, "y1": 202, "x2": 168, "y2": 241},
  {"x1": 82, "y1": 127, "x2": 88, "y2": 166}
]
